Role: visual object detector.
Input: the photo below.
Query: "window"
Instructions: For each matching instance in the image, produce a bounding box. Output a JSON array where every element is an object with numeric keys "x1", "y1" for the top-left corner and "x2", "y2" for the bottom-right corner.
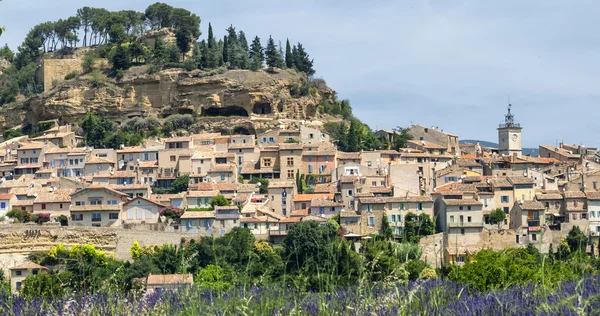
[
  {"x1": 467, "y1": 206, "x2": 471, "y2": 211},
  {"x1": 456, "y1": 256, "x2": 465, "y2": 263},
  {"x1": 308, "y1": 165, "x2": 313, "y2": 173},
  {"x1": 459, "y1": 206, "x2": 463, "y2": 211},
  {"x1": 144, "y1": 153, "x2": 149, "y2": 160},
  {"x1": 319, "y1": 207, "x2": 325, "y2": 214},
  {"x1": 501, "y1": 196, "x2": 510, "y2": 203},
  {"x1": 531, "y1": 234, "x2": 537, "y2": 241},
  {"x1": 391, "y1": 214, "x2": 397, "y2": 222},
  {"x1": 263, "y1": 158, "x2": 272, "y2": 167},
  {"x1": 137, "y1": 209, "x2": 143, "y2": 219},
  {"x1": 220, "y1": 173, "x2": 225, "y2": 181},
  {"x1": 366, "y1": 204, "x2": 372, "y2": 212},
  {"x1": 92, "y1": 213, "x2": 102, "y2": 222},
  {"x1": 572, "y1": 214, "x2": 577, "y2": 220},
  {"x1": 307, "y1": 156, "x2": 313, "y2": 162},
  {"x1": 450, "y1": 215, "x2": 454, "y2": 223},
  {"x1": 309, "y1": 133, "x2": 314, "y2": 139},
  {"x1": 347, "y1": 190, "x2": 353, "y2": 197},
  {"x1": 59, "y1": 203, "x2": 63, "y2": 209},
  {"x1": 582, "y1": 213, "x2": 588, "y2": 220},
  {"x1": 503, "y1": 207, "x2": 509, "y2": 214},
  {"x1": 268, "y1": 137, "x2": 275, "y2": 143},
  {"x1": 16, "y1": 270, "x2": 22, "y2": 276},
  {"x1": 368, "y1": 216, "x2": 375, "y2": 227},
  {"x1": 460, "y1": 228, "x2": 465, "y2": 235},
  {"x1": 287, "y1": 157, "x2": 294, "y2": 167},
  {"x1": 127, "y1": 210, "x2": 133, "y2": 219},
  {"x1": 399, "y1": 203, "x2": 405, "y2": 210},
  {"x1": 109, "y1": 213, "x2": 119, "y2": 220},
  {"x1": 41, "y1": 203, "x2": 46, "y2": 210},
  {"x1": 71, "y1": 214, "x2": 83, "y2": 221},
  {"x1": 372, "y1": 181, "x2": 376, "y2": 186},
  {"x1": 170, "y1": 155, "x2": 176, "y2": 162},
  {"x1": 287, "y1": 170, "x2": 294, "y2": 179},
  {"x1": 467, "y1": 216, "x2": 472, "y2": 223},
  {"x1": 417, "y1": 203, "x2": 423, "y2": 211},
  {"x1": 0, "y1": 202, "x2": 5, "y2": 209},
  {"x1": 32, "y1": 270, "x2": 38, "y2": 275}
]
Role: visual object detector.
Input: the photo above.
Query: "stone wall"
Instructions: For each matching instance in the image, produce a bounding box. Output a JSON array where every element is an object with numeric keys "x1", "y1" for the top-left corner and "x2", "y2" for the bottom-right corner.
[{"x1": 36, "y1": 59, "x2": 84, "y2": 92}]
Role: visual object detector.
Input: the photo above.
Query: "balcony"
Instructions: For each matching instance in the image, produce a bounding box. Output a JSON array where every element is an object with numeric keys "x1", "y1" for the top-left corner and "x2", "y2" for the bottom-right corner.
[
  {"x1": 92, "y1": 218, "x2": 102, "y2": 222},
  {"x1": 448, "y1": 222, "x2": 484, "y2": 228}
]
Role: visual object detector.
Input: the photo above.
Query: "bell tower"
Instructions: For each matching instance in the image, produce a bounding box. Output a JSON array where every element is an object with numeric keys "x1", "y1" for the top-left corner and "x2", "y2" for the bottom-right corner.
[{"x1": 498, "y1": 104, "x2": 522, "y2": 158}]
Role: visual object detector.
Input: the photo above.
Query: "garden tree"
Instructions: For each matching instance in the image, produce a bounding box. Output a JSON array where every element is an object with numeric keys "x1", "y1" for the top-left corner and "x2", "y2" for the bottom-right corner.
[
  {"x1": 249, "y1": 177, "x2": 269, "y2": 194},
  {"x1": 6, "y1": 208, "x2": 32, "y2": 223},
  {"x1": 21, "y1": 271, "x2": 70, "y2": 299},
  {"x1": 161, "y1": 114, "x2": 194, "y2": 135},
  {"x1": 81, "y1": 51, "x2": 97, "y2": 73},
  {"x1": 210, "y1": 194, "x2": 230, "y2": 209},
  {"x1": 292, "y1": 42, "x2": 315, "y2": 77},
  {"x1": 196, "y1": 264, "x2": 232, "y2": 291},
  {"x1": 285, "y1": 39, "x2": 293, "y2": 68},
  {"x1": 170, "y1": 175, "x2": 190, "y2": 193},
  {"x1": 172, "y1": 8, "x2": 201, "y2": 57},
  {"x1": 249, "y1": 36, "x2": 264, "y2": 71},
  {"x1": 144, "y1": 2, "x2": 174, "y2": 29},
  {"x1": 159, "y1": 206, "x2": 183, "y2": 222},
  {"x1": 390, "y1": 126, "x2": 413, "y2": 150},
  {"x1": 382, "y1": 215, "x2": 394, "y2": 239},
  {"x1": 566, "y1": 226, "x2": 587, "y2": 253},
  {"x1": 55, "y1": 215, "x2": 69, "y2": 226},
  {"x1": 265, "y1": 35, "x2": 279, "y2": 71},
  {"x1": 80, "y1": 112, "x2": 116, "y2": 149},
  {"x1": 110, "y1": 44, "x2": 132, "y2": 73},
  {"x1": 217, "y1": 39, "x2": 224, "y2": 66},
  {"x1": 403, "y1": 213, "x2": 435, "y2": 243},
  {"x1": 489, "y1": 208, "x2": 506, "y2": 228},
  {"x1": 406, "y1": 259, "x2": 429, "y2": 281},
  {"x1": 213, "y1": 227, "x2": 255, "y2": 268}
]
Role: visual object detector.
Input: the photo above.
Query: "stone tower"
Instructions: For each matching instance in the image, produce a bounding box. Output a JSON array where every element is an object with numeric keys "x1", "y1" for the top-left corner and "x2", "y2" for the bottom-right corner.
[{"x1": 498, "y1": 104, "x2": 522, "y2": 158}]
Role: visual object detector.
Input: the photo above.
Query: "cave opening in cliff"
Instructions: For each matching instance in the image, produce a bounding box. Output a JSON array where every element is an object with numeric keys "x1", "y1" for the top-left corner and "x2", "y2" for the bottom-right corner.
[
  {"x1": 252, "y1": 103, "x2": 272, "y2": 115},
  {"x1": 233, "y1": 126, "x2": 254, "y2": 135},
  {"x1": 177, "y1": 108, "x2": 194, "y2": 115},
  {"x1": 203, "y1": 106, "x2": 249, "y2": 117}
]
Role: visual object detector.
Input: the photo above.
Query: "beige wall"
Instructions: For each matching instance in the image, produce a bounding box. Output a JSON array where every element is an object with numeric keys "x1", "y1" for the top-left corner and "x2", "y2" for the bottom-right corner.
[
  {"x1": 123, "y1": 201, "x2": 161, "y2": 224},
  {"x1": 268, "y1": 186, "x2": 295, "y2": 217}
]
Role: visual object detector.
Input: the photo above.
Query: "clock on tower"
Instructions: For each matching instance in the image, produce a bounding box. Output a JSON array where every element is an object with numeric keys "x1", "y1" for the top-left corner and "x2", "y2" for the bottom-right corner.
[{"x1": 498, "y1": 104, "x2": 522, "y2": 158}]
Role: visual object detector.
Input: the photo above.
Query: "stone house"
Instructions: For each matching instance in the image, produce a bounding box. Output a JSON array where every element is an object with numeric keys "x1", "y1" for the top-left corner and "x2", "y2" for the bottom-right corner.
[
  {"x1": 267, "y1": 181, "x2": 295, "y2": 217},
  {"x1": 181, "y1": 211, "x2": 215, "y2": 234},
  {"x1": 510, "y1": 200, "x2": 545, "y2": 245},
  {"x1": 32, "y1": 189, "x2": 72, "y2": 218},
  {"x1": 122, "y1": 196, "x2": 166, "y2": 224},
  {"x1": 240, "y1": 216, "x2": 280, "y2": 238},
  {"x1": 214, "y1": 205, "x2": 241, "y2": 235},
  {"x1": 384, "y1": 196, "x2": 435, "y2": 236},
  {"x1": 69, "y1": 185, "x2": 129, "y2": 227},
  {"x1": 293, "y1": 193, "x2": 334, "y2": 211},
  {"x1": 15, "y1": 141, "x2": 56, "y2": 177},
  {"x1": 309, "y1": 198, "x2": 343, "y2": 218},
  {"x1": 562, "y1": 190, "x2": 588, "y2": 226},
  {"x1": 339, "y1": 210, "x2": 361, "y2": 234},
  {"x1": 408, "y1": 124, "x2": 459, "y2": 154},
  {"x1": 186, "y1": 190, "x2": 218, "y2": 209},
  {"x1": 146, "y1": 273, "x2": 193, "y2": 293},
  {"x1": 586, "y1": 191, "x2": 600, "y2": 240},
  {"x1": 356, "y1": 197, "x2": 387, "y2": 235},
  {"x1": 535, "y1": 190, "x2": 564, "y2": 228},
  {"x1": 0, "y1": 193, "x2": 16, "y2": 217},
  {"x1": 278, "y1": 143, "x2": 303, "y2": 181},
  {"x1": 84, "y1": 156, "x2": 115, "y2": 176},
  {"x1": 407, "y1": 140, "x2": 448, "y2": 155},
  {"x1": 300, "y1": 126, "x2": 330, "y2": 144},
  {"x1": 157, "y1": 149, "x2": 193, "y2": 188},
  {"x1": 434, "y1": 193, "x2": 484, "y2": 240},
  {"x1": 113, "y1": 184, "x2": 152, "y2": 199},
  {"x1": 336, "y1": 152, "x2": 361, "y2": 166},
  {"x1": 301, "y1": 144, "x2": 336, "y2": 183},
  {"x1": 10, "y1": 262, "x2": 48, "y2": 293}
]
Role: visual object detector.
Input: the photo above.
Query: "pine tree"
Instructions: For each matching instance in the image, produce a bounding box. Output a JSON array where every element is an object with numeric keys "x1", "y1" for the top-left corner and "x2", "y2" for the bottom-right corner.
[
  {"x1": 226, "y1": 25, "x2": 239, "y2": 68},
  {"x1": 152, "y1": 37, "x2": 167, "y2": 64},
  {"x1": 198, "y1": 39, "x2": 208, "y2": 69},
  {"x1": 277, "y1": 40, "x2": 285, "y2": 68},
  {"x1": 237, "y1": 31, "x2": 250, "y2": 69},
  {"x1": 249, "y1": 36, "x2": 264, "y2": 71},
  {"x1": 265, "y1": 35, "x2": 278, "y2": 71},
  {"x1": 217, "y1": 39, "x2": 224, "y2": 66},
  {"x1": 294, "y1": 43, "x2": 315, "y2": 77},
  {"x1": 285, "y1": 39, "x2": 293, "y2": 68}
]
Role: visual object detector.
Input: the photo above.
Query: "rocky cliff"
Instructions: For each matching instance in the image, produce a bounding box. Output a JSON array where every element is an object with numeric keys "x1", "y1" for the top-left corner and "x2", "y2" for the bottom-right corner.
[{"x1": 1, "y1": 65, "x2": 337, "y2": 135}]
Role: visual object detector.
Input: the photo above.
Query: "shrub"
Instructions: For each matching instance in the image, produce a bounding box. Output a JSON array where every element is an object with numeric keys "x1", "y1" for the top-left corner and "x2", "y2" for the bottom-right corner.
[
  {"x1": 3, "y1": 128, "x2": 23, "y2": 140},
  {"x1": 55, "y1": 215, "x2": 68, "y2": 226},
  {"x1": 81, "y1": 51, "x2": 97, "y2": 74},
  {"x1": 64, "y1": 71, "x2": 79, "y2": 80},
  {"x1": 162, "y1": 114, "x2": 194, "y2": 135},
  {"x1": 159, "y1": 206, "x2": 183, "y2": 220},
  {"x1": 35, "y1": 213, "x2": 51, "y2": 224},
  {"x1": 88, "y1": 70, "x2": 107, "y2": 88},
  {"x1": 6, "y1": 208, "x2": 31, "y2": 223},
  {"x1": 210, "y1": 195, "x2": 229, "y2": 209}
]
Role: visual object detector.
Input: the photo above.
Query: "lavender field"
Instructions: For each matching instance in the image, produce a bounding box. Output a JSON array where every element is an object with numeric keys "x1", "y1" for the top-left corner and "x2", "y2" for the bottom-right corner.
[{"x1": 3, "y1": 275, "x2": 600, "y2": 315}]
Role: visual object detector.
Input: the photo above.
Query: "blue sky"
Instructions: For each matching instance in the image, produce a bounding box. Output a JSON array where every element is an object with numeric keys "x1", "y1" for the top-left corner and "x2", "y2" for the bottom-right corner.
[{"x1": 1, "y1": 0, "x2": 599, "y2": 148}]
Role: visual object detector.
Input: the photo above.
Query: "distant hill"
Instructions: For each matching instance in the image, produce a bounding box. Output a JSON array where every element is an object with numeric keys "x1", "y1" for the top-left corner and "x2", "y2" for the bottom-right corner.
[{"x1": 460, "y1": 140, "x2": 539, "y2": 157}]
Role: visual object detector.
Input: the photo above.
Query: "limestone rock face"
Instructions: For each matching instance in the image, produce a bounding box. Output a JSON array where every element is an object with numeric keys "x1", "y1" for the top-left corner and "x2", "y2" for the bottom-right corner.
[
  {"x1": 0, "y1": 58, "x2": 10, "y2": 75},
  {"x1": 0, "y1": 68, "x2": 336, "y2": 134}
]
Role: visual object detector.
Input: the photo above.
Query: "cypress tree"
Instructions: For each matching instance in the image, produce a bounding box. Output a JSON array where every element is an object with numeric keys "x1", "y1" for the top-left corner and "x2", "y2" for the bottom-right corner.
[
  {"x1": 152, "y1": 37, "x2": 167, "y2": 64},
  {"x1": 265, "y1": 35, "x2": 278, "y2": 71},
  {"x1": 249, "y1": 36, "x2": 264, "y2": 71},
  {"x1": 207, "y1": 23, "x2": 219, "y2": 68},
  {"x1": 226, "y1": 25, "x2": 239, "y2": 68},
  {"x1": 222, "y1": 35, "x2": 229, "y2": 64},
  {"x1": 294, "y1": 43, "x2": 315, "y2": 77},
  {"x1": 285, "y1": 39, "x2": 293, "y2": 68},
  {"x1": 199, "y1": 39, "x2": 208, "y2": 69},
  {"x1": 237, "y1": 31, "x2": 250, "y2": 69},
  {"x1": 347, "y1": 119, "x2": 361, "y2": 152},
  {"x1": 277, "y1": 40, "x2": 285, "y2": 68}
]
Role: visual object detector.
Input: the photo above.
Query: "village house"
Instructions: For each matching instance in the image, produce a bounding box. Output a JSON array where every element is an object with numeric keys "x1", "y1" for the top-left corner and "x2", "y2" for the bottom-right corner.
[
  {"x1": 186, "y1": 190, "x2": 218, "y2": 209},
  {"x1": 84, "y1": 156, "x2": 115, "y2": 176},
  {"x1": 267, "y1": 181, "x2": 295, "y2": 217},
  {"x1": 122, "y1": 196, "x2": 166, "y2": 224},
  {"x1": 113, "y1": 184, "x2": 151, "y2": 199},
  {"x1": 408, "y1": 124, "x2": 459, "y2": 154},
  {"x1": 293, "y1": 193, "x2": 335, "y2": 212},
  {"x1": 309, "y1": 198, "x2": 343, "y2": 218},
  {"x1": 146, "y1": 274, "x2": 193, "y2": 293},
  {"x1": 15, "y1": 141, "x2": 56, "y2": 177},
  {"x1": 301, "y1": 144, "x2": 336, "y2": 183},
  {"x1": 336, "y1": 151, "x2": 361, "y2": 166},
  {"x1": 563, "y1": 190, "x2": 588, "y2": 227},
  {"x1": 10, "y1": 262, "x2": 48, "y2": 293},
  {"x1": 586, "y1": 191, "x2": 600, "y2": 240},
  {"x1": 69, "y1": 185, "x2": 129, "y2": 227},
  {"x1": 278, "y1": 143, "x2": 303, "y2": 181},
  {"x1": 181, "y1": 211, "x2": 216, "y2": 234},
  {"x1": 32, "y1": 189, "x2": 72, "y2": 218},
  {"x1": 510, "y1": 200, "x2": 545, "y2": 245},
  {"x1": 0, "y1": 193, "x2": 16, "y2": 217}
]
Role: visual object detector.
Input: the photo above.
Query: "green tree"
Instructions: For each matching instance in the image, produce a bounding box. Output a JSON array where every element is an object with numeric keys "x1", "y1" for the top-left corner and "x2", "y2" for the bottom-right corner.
[
  {"x1": 210, "y1": 195, "x2": 230, "y2": 209},
  {"x1": 206, "y1": 23, "x2": 219, "y2": 68},
  {"x1": 346, "y1": 119, "x2": 361, "y2": 152},
  {"x1": 81, "y1": 51, "x2": 97, "y2": 73},
  {"x1": 566, "y1": 226, "x2": 587, "y2": 253},
  {"x1": 249, "y1": 36, "x2": 264, "y2": 71},
  {"x1": 196, "y1": 264, "x2": 232, "y2": 291},
  {"x1": 390, "y1": 126, "x2": 413, "y2": 150},
  {"x1": 80, "y1": 112, "x2": 116, "y2": 149},
  {"x1": 285, "y1": 39, "x2": 293, "y2": 68},
  {"x1": 6, "y1": 208, "x2": 32, "y2": 223},
  {"x1": 144, "y1": 2, "x2": 173, "y2": 29},
  {"x1": 382, "y1": 215, "x2": 394, "y2": 239},
  {"x1": 249, "y1": 177, "x2": 269, "y2": 194},
  {"x1": 110, "y1": 44, "x2": 131, "y2": 74},
  {"x1": 237, "y1": 31, "x2": 250, "y2": 69},
  {"x1": 152, "y1": 37, "x2": 168, "y2": 65},
  {"x1": 265, "y1": 35, "x2": 278, "y2": 71},
  {"x1": 21, "y1": 270, "x2": 68, "y2": 299},
  {"x1": 403, "y1": 213, "x2": 435, "y2": 243},
  {"x1": 170, "y1": 175, "x2": 190, "y2": 194},
  {"x1": 292, "y1": 42, "x2": 315, "y2": 77},
  {"x1": 489, "y1": 208, "x2": 506, "y2": 228}
]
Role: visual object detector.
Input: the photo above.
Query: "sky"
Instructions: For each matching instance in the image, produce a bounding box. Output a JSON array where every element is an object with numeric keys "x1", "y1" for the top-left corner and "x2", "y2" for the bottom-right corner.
[{"x1": 1, "y1": 0, "x2": 599, "y2": 148}]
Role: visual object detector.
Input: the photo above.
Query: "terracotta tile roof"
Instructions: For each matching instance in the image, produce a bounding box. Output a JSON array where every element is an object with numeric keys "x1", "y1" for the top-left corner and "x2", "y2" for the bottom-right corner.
[
  {"x1": 519, "y1": 200, "x2": 545, "y2": 211},
  {"x1": 354, "y1": 193, "x2": 374, "y2": 197},
  {"x1": 14, "y1": 164, "x2": 42, "y2": 169},
  {"x1": 213, "y1": 152, "x2": 235, "y2": 158},
  {"x1": 116, "y1": 146, "x2": 143, "y2": 154},
  {"x1": 186, "y1": 190, "x2": 219, "y2": 198},
  {"x1": 180, "y1": 211, "x2": 215, "y2": 219},
  {"x1": 146, "y1": 274, "x2": 193, "y2": 286},
  {"x1": 215, "y1": 183, "x2": 236, "y2": 191},
  {"x1": 268, "y1": 181, "x2": 295, "y2": 189},
  {"x1": 70, "y1": 204, "x2": 121, "y2": 212},
  {"x1": 458, "y1": 159, "x2": 482, "y2": 168},
  {"x1": 46, "y1": 147, "x2": 84, "y2": 154},
  {"x1": 359, "y1": 196, "x2": 433, "y2": 204},
  {"x1": 314, "y1": 182, "x2": 338, "y2": 194},
  {"x1": 86, "y1": 157, "x2": 114, "y2": 164},
  {"x1": 236, "y1": 183, "x2": 258, "y2": 193},
  {"x1": 535, "y1": 193, "x2": 563, "y2": 200},
  {"x1": 586, "y1": 191, "x2": 600, "y2": 200},
  {"x1": 10, "y1": 262, "x2": 48, "y2": 270},
  {"x1": 139, "y1": 161, "x2": 158, "y2": 168},
  {"x1": 191, "y1": 133, "x2": 222, "y2": 140},
  {"x1": 18, "y1": 142, "x2": 45, "y2": 150},
  {"x1": 310, "y1": 198, "x2": 342, "y2": 207},
  {"x1": 377, "y1": 150, "x2": 400, "y2": 155},
  {"x1": 407, "y1": 140, "x2": 446, "y2": 150},
  {"x1": 113, "y1": 184, "x2": 151, "y2": 190},
  {"x1": 280, "y1": 217, "x2": 302, "y2": 223},
  {"x1": 164, "y1": 136, "x2": 191, "y2": 143},
  {"x1": 72, "y1": 184, "x2": 128, "y2": 197},
  {"x1": 340, "y1": 210, "x2": 359, "y2": 217},
  {"x1": 443, "y1": 199, "x2": 482, "y2": 206},
  {"x1": 291, "y1": 209, "x2": 308, "y2": 217},
  {"x1": 260, "y1": 146, "x2": 280, "y2": 152},
  {"x1": 370, "y1": 187, "x2": 392, "y2": 194},
  {"x1": 294, "y1": 193, "x2": 334, "y2": 202},
  {"x1": 123, "y1": 196, "x2": 166, "y2": 208},
  {"x1": 491, "y1": 178, "x2": 512, "y2": 188},
  {"x1": 13, "y1": 199, "x2": 34, "y2": 206},
  {"x1": 0, "y1": 193, "x2": 14, "y2": 199},
  {"x1": 34, "y1": 190, "x2": 73, "y2": 203},
  {"x1": 208, "y1": 164, "x2": 235, "y2": 172},
  {"x1": 508, "y1": 176, "x2": 534, "y2": 185},
  {"x1": 228, "y1": 143, "x2": 255, "y2": 150},
  {"x1": 337, "y1": 152, "x2": 361, "y2": 160},
  {"x1": 563, "y1": 191, "x2": 586, "y2": 199},
  {"x1": 340, "y1": 175, "x2": 358, "y2": 184},
  {"x1": 279, "y1": 143, "x2": 303, "y2": 150},
  {"x1": 240, "y1": 216, "x2": 279, "y2": 223}
]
